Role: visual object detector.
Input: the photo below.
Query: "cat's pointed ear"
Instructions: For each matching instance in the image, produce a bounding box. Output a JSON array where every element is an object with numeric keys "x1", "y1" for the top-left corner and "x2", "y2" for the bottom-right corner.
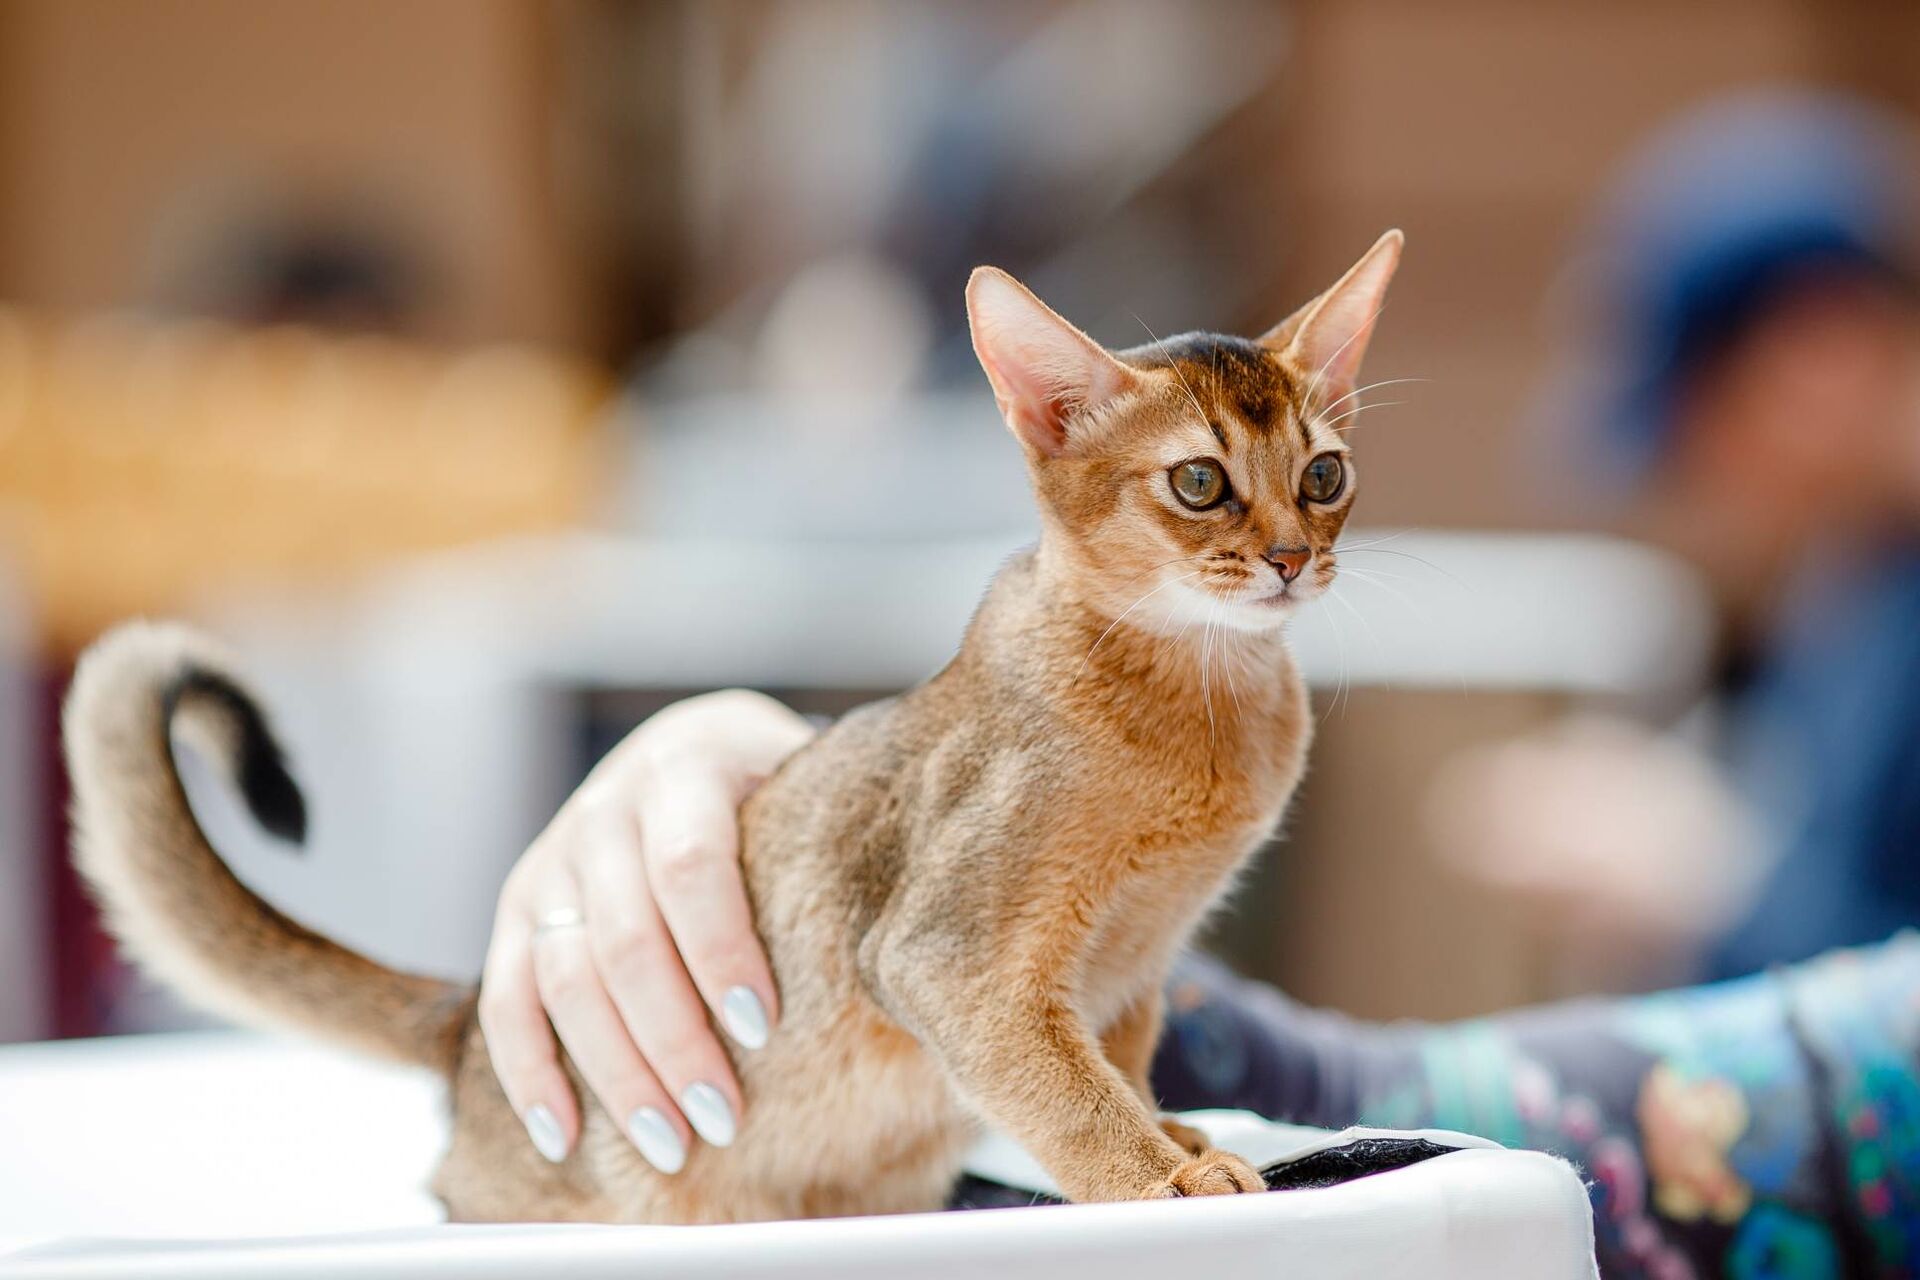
[
  {"x1": 967, "y1": 267, "x2": 1138, "y2": 458},
  {"x1": 1259, "y1": 230, "x2": 1403, "y2": 407}
]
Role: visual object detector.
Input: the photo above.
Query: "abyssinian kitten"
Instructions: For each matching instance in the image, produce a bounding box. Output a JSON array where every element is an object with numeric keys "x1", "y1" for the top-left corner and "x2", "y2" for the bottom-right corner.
[{"x1": 65, "y1": 231, "x2": 1402, "y2": 1222}]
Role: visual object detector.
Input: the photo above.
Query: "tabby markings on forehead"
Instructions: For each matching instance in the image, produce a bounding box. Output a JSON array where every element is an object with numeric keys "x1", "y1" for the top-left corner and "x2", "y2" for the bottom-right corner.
[{"x1": 1119, "y1": 331, "x2": 1300, "y2": 443}]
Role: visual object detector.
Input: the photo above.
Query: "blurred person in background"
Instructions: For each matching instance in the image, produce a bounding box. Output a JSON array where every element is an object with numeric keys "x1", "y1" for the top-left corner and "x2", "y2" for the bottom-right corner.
[
  {"x1": 1437, "y1": 91, "x2": 1920, "y2": 986},
  {"x1": 477, "y1": 93, "x2": 1920, "y2": 1278}
]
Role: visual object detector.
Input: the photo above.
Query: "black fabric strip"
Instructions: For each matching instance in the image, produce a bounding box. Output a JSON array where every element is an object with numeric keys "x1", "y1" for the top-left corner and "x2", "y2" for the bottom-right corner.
[
  {"x1": 946, "y1": 1136, "x2": 1467, "y2": 1210},
  {"x1": 1260, "y1": 1136, "x2": 1458, "y2": 1191}
]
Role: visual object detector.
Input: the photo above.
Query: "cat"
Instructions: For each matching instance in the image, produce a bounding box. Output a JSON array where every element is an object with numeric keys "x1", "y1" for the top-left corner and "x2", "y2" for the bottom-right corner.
[{"x1": 64, "y1": 230, "x2": 1401, "y2": 1223}]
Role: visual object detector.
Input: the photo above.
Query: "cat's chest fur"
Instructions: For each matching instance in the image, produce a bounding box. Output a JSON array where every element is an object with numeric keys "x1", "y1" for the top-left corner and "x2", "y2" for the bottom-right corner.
[
  {"x1": 1062, "y1": 614, "x2": 1310, "y2": 845},
  {"x1": 1063, "y1": 648, "x2": 1310, "y2": 1026}
]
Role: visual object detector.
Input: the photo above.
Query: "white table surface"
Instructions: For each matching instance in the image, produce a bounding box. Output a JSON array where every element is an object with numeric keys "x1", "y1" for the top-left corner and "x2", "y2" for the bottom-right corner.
[{"x1": 0, "y1": 1032, "x2": 1597, "y2": 1278}]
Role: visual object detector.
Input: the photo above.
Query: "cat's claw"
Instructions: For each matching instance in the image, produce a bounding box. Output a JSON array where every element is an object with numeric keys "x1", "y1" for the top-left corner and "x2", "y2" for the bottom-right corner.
[{"x1": 1152, "y1": 1151, "x2": 1264, "y2": 1197}]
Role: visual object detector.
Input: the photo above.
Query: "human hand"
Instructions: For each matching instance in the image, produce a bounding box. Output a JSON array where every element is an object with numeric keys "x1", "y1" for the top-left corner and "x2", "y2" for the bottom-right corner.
[{"x1": 479, "y1": 689, "x2": 815, "y2": 1171}]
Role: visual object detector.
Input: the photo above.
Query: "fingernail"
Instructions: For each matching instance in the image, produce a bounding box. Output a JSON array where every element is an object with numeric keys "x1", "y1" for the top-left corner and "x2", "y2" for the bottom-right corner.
[
  {"x1": 679, "y1": 1082, "x2": 736, "y2": 1148},
  {"x1": 627, "y1": 1106, "x2": 687, "y2": 1175},
  {"x1": 721, "y1": 985, "x2": 770, "y2": 1050},
  {"x1": 524, "y1": 1104, "x2": 568, "y2": 1164}
]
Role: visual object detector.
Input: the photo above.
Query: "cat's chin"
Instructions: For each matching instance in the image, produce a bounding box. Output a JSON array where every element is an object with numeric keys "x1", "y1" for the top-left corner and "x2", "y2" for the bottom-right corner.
[
  {"x1": 1224, "y1": 581, "x2": 1333, "y2": 632},
  {"x1": 1161, "y1": 587, "x2": 1305, "y2": 635}
]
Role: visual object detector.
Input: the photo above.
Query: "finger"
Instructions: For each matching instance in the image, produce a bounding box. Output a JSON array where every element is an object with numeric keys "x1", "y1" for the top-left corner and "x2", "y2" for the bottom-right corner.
[
  {"x1": 575, "y1": 811, "x2": 746, "y2": 1150},
  {"x1": 530, "y1": 919, "x2": 691, "y2": 1175},
  {"x1": 638, "y1": 766, "x2": 781, "y2": 1050},
  {"x1": 477, "y1": 912, "x2": 580, "y2": 1165}
]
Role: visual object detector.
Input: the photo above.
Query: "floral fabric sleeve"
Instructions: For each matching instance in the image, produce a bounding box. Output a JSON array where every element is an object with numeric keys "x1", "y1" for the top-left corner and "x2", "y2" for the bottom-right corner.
[{"x1": 1151, "y1": 936, "x2": 1920, "y2": 1280}]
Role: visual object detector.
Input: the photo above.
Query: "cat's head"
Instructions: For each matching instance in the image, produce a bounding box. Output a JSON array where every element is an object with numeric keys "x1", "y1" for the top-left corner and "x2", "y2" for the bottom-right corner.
[{"x1": 967, "y1": 232, "x2": 1401, "y2": 635}]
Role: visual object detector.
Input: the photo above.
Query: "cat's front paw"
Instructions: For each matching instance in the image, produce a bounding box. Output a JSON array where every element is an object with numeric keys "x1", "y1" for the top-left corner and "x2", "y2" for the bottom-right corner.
[
  {"x1": 1158, "y1": 1115, "x2": 1210, "y2": 1155},
  {"x1": 1151, "y1": 1151, "x2": 1264, "y2": 1197}
]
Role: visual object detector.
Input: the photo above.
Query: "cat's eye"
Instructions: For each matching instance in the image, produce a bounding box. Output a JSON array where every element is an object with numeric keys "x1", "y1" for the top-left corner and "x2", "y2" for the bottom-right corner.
[
  {"x1": 1170, "y1": 459, "x2": 1230, "y2": 510},
  {"x1": 1301, "y1": 453, "x2": 1347, "y2": 504}
]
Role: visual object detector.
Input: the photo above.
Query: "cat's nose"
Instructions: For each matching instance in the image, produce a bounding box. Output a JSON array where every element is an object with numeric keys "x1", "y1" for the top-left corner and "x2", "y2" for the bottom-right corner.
[{"x1": 1264, "y1": 545, "x2": 1312, "y2": 583}]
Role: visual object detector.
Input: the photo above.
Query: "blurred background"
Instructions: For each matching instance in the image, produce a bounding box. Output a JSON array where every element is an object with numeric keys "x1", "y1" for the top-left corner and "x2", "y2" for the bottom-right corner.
[{"x1": 2, "y1": 0, "x2": 1918, "y2": 1047}]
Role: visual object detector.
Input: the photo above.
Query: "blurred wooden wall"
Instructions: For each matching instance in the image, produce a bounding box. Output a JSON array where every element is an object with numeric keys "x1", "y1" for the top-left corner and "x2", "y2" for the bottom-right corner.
[{"x1": 0, "y1": 0, "x2": 602, "y2": 351}]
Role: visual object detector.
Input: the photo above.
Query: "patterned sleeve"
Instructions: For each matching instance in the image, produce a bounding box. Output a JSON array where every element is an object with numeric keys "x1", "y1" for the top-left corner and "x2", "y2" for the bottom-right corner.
[{"x1": 1152, "y1": 937, "x2": 1920, "y2": 1279}]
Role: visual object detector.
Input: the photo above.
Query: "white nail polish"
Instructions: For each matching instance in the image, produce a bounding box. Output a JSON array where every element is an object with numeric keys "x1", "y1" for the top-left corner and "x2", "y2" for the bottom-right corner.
[
  {"x1": 524, "y1": 1104, "x2": 568, "y2": 1164},
  {"x1": 721, "y1": 986, "x2": 770, "y2": 1050},
  {"x1": 680, "y1": 1082, "x2": 737, "y2": 1148},
  {"x1": 627, "y1": 1107, "x2": 687, "y2": 1175}
]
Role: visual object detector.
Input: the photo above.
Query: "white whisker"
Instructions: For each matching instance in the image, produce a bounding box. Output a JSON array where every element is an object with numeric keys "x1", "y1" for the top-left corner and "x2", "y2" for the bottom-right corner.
[
  {"x1": 1201, "y1": 603, "x2": 1218, "y2": 747},
  {"x1": 1313, "y1": 376, "x2": 1430, "y2": 420},
  {"x1": 1112, "y1": 552, "x2": 1212, "y2": 592},
  {"x1": 1156, "y1": 611, "x2": 1201, "y2": 667},
  {"x1": 1334, "y1": 531, "x2": 1411, "y2": 550},
  {"x1": 1074, "y1": 571, "x2": 1204, "y2": 686},
  {"x1": 1334, "y1": 560, "x2": 1413, "y2": 583},
  {"x1": 1335, "y1": 569, "x2": 1456, "y2": 667},
  {"x1": 1218, "y1": 613, "x2": 1246, "y2": 721},
  {"x1": 1325, "y1": 582, "x2": 1388, "y2": 686},
  {"x1": 1133, "y1": 313, "x2": 1210, "y2": 429},
  {"x1": 1333, "y1": 563, "x2": 1431, "y2": 622},
  {"x1": 1316, "y1": 586, "x2": 1352, "y2": 725},
  {"x1": 1305, "y1": 301, "x2": 1390, "y2": 408},
  {"x1": 1313, "y1": 398, "x2": 1405, "y2": 433},
  {"x1": 1339, "y1": 546, "x2": 1472, "y2": 593},
  {"x1": 1331, "y1": 570, "x2": 1469, "y2": 697}
]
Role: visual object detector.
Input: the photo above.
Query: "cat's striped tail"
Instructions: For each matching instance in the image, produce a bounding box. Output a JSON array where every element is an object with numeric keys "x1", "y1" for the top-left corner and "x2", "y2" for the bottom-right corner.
[{"x1": 63, "y1": 621, "x2": 468, "y2": 1072}]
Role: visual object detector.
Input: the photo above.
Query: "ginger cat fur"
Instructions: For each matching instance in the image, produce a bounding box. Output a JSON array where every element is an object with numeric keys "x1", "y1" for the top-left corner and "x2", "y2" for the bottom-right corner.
[{"x1": 65, "y1": 231, "x2": 1402, "y2": 1223}]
